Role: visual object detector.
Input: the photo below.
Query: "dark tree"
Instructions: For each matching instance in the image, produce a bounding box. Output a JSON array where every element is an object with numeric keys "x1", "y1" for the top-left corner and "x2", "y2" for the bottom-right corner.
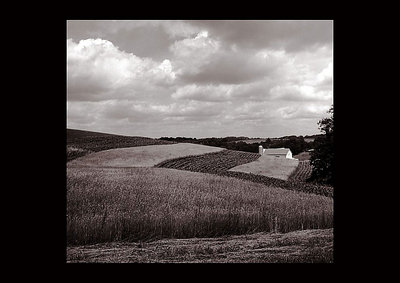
[{"x1": 309, "y1": 106, "x2": 334, "y2": 185}]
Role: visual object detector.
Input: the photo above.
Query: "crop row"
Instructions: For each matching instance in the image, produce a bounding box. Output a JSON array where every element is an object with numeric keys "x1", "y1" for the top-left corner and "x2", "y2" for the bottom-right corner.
[
  {"x1": 155, "y1": 150, "x2": 261, "y2": 174},
  {"x1": 288, "y1": 161, "x2": 313, "y2": 182},
  {"x1": 155, "y1": 150, "x2": 333, "y2": 198}
]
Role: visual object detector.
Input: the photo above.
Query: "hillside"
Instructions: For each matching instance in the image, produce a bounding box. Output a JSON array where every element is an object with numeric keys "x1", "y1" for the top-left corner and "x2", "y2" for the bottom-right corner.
[
  {"x1": 67, "y1": 128, "x2": 174, "y2": 161},
  {"x1": 67, "y1": 128, "x2": 117, "y2": 141},
  {"x1": 66, "y1": 129, "x2": 333, "y2": 263},
  {"x1": 67, "y1": 167, "x2": 333, "y2": 246},
  {"x1": 67, "y1": 143, "x2": 224, "y2": 168},
  {"x1": 155, "y1": 150, "x2": 333, "y2": 198}
]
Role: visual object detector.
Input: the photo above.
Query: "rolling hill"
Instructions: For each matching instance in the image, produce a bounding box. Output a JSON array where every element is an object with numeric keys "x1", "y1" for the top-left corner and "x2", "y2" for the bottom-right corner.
[
  {"x1": 67, "y1": 128, "x2": 175, "y2": 161},
  {"x1": 66, "y1": 128, "x2": 333, "y2": 263},
  {"x1": 67, "y1": 143, "x2": 224, "y2": 168}
]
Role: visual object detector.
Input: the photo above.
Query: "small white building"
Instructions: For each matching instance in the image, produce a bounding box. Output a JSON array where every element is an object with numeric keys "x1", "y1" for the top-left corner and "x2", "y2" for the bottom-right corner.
[{"x1": 258, "y1": 146, "x2": 293, "y2": 159}]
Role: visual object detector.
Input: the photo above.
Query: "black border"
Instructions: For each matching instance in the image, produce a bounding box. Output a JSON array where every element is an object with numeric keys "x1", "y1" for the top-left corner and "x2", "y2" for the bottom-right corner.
[{"x1": 54, "y1": 12, "x2": 355, "y2": 272}]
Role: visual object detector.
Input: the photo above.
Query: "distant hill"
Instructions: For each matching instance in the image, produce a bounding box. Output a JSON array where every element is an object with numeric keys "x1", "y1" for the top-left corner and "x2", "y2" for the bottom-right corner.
[
  {"x1": 67, "y1": 128, "x2": 175, "y2": 162},
  {"x1": 67, "y1": 128, "x2": 117, "y2": 142}
]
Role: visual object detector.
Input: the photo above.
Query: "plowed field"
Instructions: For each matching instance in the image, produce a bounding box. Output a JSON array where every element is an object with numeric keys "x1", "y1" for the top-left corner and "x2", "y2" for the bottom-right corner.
[
  {"x1": 288, "y1": 160, "x2": 313, "y2": 182},
  {"x1": 155, "y1": 150, "x2": 333, "y2": 198}
]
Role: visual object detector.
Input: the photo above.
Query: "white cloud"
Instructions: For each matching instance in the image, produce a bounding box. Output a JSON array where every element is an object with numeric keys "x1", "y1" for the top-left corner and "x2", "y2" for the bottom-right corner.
[
  {"x1": 67, "y1": 21, "x2": 333, "y2": 138},
  {"x1": 171, "y1": 84, "x2": 236, "y2": 102},
  {"x1": 317, "y1": 62, "x2": 333, "y2": 81},
  {"x1": 270, "y1": 84, "x2": 331, "y2": 101},
  {"x1": 277, "y1": 104, "x2": 331, "y2": 119},
  {"x1": 161, "y1": 21, "x2": 200, "y2": 38},
  {"x1": 170, "y1": 30, "x2": 219, "y2": 58},
  {"x1": 169, "y1": 30, "x2": 220, "y2": 76},
  {"x1": 67, "y1": 38, "x2": 176, "y2": 101}
]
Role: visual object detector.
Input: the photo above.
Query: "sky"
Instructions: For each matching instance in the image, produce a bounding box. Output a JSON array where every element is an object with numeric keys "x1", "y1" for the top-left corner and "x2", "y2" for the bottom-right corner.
[{"x1": 67, "y1": 20, "x2": 333, "y2": 138}]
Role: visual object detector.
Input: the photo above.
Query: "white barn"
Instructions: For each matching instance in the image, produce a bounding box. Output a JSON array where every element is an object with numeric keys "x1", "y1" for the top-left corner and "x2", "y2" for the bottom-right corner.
[{"x1": 258, "y1": 146, "x2": 293, "y2": 159}]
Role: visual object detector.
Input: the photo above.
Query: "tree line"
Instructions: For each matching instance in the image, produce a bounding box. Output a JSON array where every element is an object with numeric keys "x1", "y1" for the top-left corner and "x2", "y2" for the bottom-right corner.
[
  {"x1": 308, "y1": 106, "x2": 334, "y2": 186},
  {"x1": 159, "y1": 135, "x2": 321, "y2": 155},
  {"x1": 159, "y1": 105, "x2": 333, "y2": 186}
]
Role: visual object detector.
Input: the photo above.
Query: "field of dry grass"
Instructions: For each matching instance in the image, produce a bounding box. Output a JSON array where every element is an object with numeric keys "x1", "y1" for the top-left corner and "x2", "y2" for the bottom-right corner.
[
  {"x1": 67, "y1": 228, "x2": 333, "y2": 263},
  {"x1": 228, "y1": 155, "x2": 299, "y2": 181},
  {"x1": 67, "y1": 167, "x2": 333, "y2": 246},
  {"x1": 67, "y1": 143, "x2": 224, "y2": 168},
  {"x1": 66, "y1": 130, "x2": 334, "y2": 263}
]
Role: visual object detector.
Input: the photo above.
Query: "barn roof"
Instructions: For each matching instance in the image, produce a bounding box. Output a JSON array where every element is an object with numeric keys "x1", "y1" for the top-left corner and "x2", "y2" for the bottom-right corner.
[{"x1": 263, "y1": 148, "x2": 291, "y2": 155}]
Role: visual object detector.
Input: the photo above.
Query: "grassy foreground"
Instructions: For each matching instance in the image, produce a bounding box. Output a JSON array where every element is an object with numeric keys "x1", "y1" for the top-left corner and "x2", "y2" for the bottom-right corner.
[
  {"x1": 67, "y1": 228, "x2": 333, "y2": 263},
  {"x1": 67, "y1": 167, "x2": 333, "y2": 246}
]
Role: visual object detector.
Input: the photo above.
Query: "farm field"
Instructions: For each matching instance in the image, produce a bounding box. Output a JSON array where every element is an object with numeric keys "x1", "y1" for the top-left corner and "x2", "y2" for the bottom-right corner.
[
  {"x1": 67, "y1": 143, "x2": 224, "y2": 168},
  {"x1": 66, "y1": 129, "x2": 334, "y2": 263},
  {"x1": 228, "y1": 155, "x2": 299, "y2": 181},
  {"x1": 156, "y1": 149, "x2": 333, "y2": 197},
  {"x1": 288, "y1": 160, "x2": 313, "y2": 182},
  {"x1": 67, "y1": 167, "x2": 333, "y2": 246},
  {"x1": 155, "y1": 149, "x2": 260, "y2": 174},
  {"x1": 67, "y1": 228, "x2": 333, "y2": 263},
  {"x1": 67, "y1": 128, "x2": 174, "y2": 161}
]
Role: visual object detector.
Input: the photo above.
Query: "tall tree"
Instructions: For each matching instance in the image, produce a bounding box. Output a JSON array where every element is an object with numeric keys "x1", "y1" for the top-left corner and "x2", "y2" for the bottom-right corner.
[{"x1": 309, "y1": 106, "x2": 334, "y2": 185}]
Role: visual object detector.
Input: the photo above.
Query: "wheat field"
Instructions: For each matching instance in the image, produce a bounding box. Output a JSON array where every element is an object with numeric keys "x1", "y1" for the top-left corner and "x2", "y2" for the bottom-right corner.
[{"x1": 67, "y1": 167, "x2": 333, "y2": 245}]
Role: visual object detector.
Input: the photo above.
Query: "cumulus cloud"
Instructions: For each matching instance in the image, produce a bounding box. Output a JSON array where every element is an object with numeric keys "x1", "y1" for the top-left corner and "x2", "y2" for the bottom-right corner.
[
  {"x1": 170, "y1": 31, "x2": 283, "y2": 85},
  {"x1": 171, "y1": 84, "x2": 236, "y2": 102},
  {"x1": 67, "y1": 38, "x2": 176, "y2": 101},
  {"x1": 277, "y1": 104, "x2": 331, "y2": 119},
  {"x1": 179, "y1": 50, "x2": 274, "y2": 85},
  {"x1": 67, "y1": 20, "x2": 177, "y2": 60},
  {"x1": 191, "y1": 20, "x2": 332, "y2": 53},
  {"x1": 67, "y1": 20, "x2": 333, "y2": 138},
  {"x1": 270, "y1": 84, "x2": 332, "y2": 102},
  {"x1": 170, "y1": 30, "x2": 221, "y2": 77}
]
